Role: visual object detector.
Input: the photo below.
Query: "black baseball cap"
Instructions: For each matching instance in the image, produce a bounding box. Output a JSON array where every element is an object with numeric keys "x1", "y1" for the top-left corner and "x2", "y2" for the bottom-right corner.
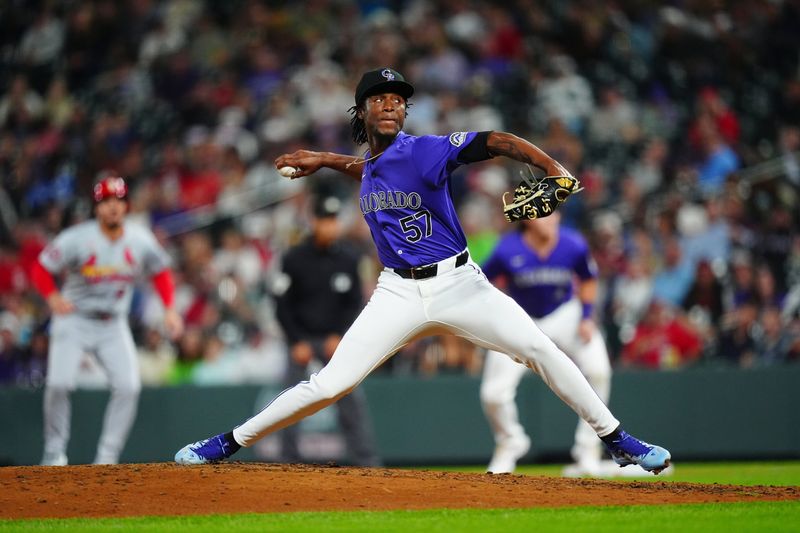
[
  {"x1": 313, "y1": 196, "x2": 342, "y2": 218},
  {"x1": 354, "y1": 67, "x2": 414, "y2": 105}
]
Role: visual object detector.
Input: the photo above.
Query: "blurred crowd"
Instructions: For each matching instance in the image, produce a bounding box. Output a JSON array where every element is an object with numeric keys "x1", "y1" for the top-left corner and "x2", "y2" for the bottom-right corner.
[{"x1": 1, "y1": 0, "x2": 799, "y2": 390}]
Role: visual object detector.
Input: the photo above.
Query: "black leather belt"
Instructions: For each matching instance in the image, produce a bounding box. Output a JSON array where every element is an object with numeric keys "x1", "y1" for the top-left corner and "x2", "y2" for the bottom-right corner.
[
  {"x1": 394, "y1": 250, "x2": 469, "y2": 280},
  {"x1": 82, "y1": 311, "x2": 116, "y2": 320}
]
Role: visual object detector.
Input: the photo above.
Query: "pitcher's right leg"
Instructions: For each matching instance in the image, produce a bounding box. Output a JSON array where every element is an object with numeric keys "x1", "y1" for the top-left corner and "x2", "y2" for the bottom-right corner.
[{"x1": 176, "y1": 272, "x2": 428, "y2": 464}]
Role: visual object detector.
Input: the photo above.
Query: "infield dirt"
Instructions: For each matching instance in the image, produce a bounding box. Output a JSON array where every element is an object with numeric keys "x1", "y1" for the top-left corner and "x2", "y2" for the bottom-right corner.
[{"x1": 2, "y1": 462, "x2": 799, "y2": 519}]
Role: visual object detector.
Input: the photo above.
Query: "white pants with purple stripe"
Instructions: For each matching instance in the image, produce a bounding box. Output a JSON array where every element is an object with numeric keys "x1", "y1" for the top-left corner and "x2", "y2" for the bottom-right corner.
[{"x1": 234, "y1": 256, "x2": 619, "y2": 447}]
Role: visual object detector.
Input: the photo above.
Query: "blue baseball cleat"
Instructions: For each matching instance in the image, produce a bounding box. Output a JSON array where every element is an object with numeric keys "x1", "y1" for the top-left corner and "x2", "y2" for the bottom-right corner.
[
  {"x1": 175, "y1": 433, "x2": 237, "y2": 465},
  {"x1": 604, "y1": 430, "x2": 671, "y2": 475}
]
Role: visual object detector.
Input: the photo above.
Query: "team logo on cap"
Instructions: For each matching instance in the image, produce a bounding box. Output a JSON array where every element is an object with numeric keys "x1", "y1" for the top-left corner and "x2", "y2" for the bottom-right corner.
[{"x1": 381, "y1": 68, "x2": 395, "y2": 81}]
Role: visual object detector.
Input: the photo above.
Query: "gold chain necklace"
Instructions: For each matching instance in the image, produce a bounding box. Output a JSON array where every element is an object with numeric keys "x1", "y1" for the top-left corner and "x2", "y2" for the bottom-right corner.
[{"x1": 345, "y1": 150, "x2": 384, "y2": 169}]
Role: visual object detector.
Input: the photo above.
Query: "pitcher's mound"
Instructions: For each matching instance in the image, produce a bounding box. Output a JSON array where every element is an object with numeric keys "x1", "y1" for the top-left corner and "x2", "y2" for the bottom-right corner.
[{"x1": 2, "y1": 462, "x2": 798, "y2": 519}]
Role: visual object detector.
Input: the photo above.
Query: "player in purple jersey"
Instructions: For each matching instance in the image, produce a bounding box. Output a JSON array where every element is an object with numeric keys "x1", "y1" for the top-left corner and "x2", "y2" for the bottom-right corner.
[
  {"x1": 174, "y1": 68, "x2": 671, "y2": 475},
  {"x1": 480, "y1": 212, "x2": 620, "y2": 476}
]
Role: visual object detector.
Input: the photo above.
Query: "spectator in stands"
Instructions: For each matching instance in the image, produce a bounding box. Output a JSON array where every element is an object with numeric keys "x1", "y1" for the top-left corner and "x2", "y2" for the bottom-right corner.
[
  {"x1": 0, "y1": 75, "x2": 44, "y2": 130},
  {"x1": 191, "y1": 334, "x2": 240, "y2": 386},
  {"x1": 167, "y1": 326, "x2": 205, "y2": 385},
  {"x1": 18, "y1": 8, "x2": 64, "y2": 82},
  {"x1": 652, "y1": 237, "x2": 694, "y2": 308},
  {"x1": 753, "y1": 306, "x2": 799, "y2": 366},
  {"x1": 0, "y1": 247, "x2": 27, "y2": 295},
  {"x1": 754, "y1": 264, "x2": 785, "y2": 309},
  {"x1": 612, "y1": 253, "x2": 653, "y2": 333},
  {"x1": 138, "y1": 18, "x2": 185, "y2": 69},
  {"x1": 536, "y1": 118, "x2": 584, "y2": 176},
  {"x1": 42, "y1": 77, "x2": 75, "y2": 129},
  {"x1": 721, "y1": 194, "x2": 758, "y2": 253},
  {"x1": 534, "y1": 54, "x2": 594, "y2": 135},
  {"x1": 137, "y1": 327, "x2": 177, "y2": 387},
  {"x1": 691, "y1": 112, "x2": 740, "y2": 196},
  {"x1": 180, "y1": 128, "x2": 223, "y2": 210},
  {"x1": 211, "y1": 227, "x2": 264, "y2": 291},
  {"x1": 724, "y1": 251, "x2": 757, "y2": 310},
  {"x1": 757, "y1": 206, "x2": 794, "y2": 293},
  {"x1": 621, "y1": 299, "x2": 702, "y2": 370},
  {"x1": 234, "y1": 323, "x2": 287, "y2": 385},
  {"x1": 716, "y1": 299, "x2": 759, "y2": 368},
  {"x1": 0, "y1": 312, "x2": 23, "y2": 385},
  {"x1": 16, "y1": 326, "x2": 48, "y2": 389},
  {"x1": 626, "y1": 137, "x2": 668, "y2": 197},
  {"x1": 778, "y1": 125, "x2": 800, "y2": 188},
  {"x1": 587, "y1": 84, "x2": 641, "y2": 147},
  {"x1": 688, "y1": 87, "x2": 740, "y2": 152},
  {"x1": 683, "y1": 260, "x2": 725, "y2": 330},
  {"x1": 680, "y1": 197, "x2": 731, "y2": 267},
  {"x1": 638, "y1": 85, "x2": 680, "y2": 142}
]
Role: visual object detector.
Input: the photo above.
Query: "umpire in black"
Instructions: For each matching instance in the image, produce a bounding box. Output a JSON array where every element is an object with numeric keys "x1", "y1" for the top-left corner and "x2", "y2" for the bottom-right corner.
[{"x1": 274, "y1": 195, "x2": 380, "y2": 466}]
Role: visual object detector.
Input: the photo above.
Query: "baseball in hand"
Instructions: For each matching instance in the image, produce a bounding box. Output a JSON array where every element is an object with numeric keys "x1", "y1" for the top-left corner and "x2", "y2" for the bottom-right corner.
[{"x1": 278, "y1": 166, "x2": 297, "y2": 178}]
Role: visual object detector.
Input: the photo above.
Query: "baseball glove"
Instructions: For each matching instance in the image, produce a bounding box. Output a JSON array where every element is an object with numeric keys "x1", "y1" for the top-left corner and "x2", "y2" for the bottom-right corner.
[{"x1": 502, "y1": 167, "x2": 583, "y2": 222}]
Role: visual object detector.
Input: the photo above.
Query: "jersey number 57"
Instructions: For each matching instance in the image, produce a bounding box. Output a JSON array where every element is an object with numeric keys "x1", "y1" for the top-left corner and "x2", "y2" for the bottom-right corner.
[{"x1": 399, "y1": 210, "x2": 433, "y2": 243}]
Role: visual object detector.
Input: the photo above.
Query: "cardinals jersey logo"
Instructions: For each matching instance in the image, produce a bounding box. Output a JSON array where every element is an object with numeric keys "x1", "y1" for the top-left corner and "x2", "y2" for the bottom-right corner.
[
  {"x1": 80, "y1": 253, "x2": 135, "y2": 283},
  {"x1": 80, "y1": 254, "x2": 97, "y2": 273}
]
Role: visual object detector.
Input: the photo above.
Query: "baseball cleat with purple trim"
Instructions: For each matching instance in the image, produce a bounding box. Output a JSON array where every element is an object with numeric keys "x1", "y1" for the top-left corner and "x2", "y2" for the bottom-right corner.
[
  {"x1": 604, "y1": 430, "x2": 671, "y2": 475},
  {"x1": 175, "y1": 433, "x2": 236, "y2": 465}
]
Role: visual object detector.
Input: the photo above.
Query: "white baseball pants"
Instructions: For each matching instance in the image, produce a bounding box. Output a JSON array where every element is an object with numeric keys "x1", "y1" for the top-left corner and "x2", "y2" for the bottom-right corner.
[
  {"x1": 234, "y1": 256, "x2": 619, "y2": 446},
  {"x1": 43, "y1": 314, "x2": 141, "y2": 464}
]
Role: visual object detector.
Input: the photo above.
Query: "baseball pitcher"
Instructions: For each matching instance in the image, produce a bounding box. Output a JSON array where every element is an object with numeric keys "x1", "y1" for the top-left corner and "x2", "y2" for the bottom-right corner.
[{"x1": 174, "y1": 68, "x2": 671, "y2": 475}]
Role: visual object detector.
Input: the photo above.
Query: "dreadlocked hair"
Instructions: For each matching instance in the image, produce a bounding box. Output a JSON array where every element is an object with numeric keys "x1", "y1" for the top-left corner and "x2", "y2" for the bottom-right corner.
[
  {"x1": 348, "y1": 104, "x2": 367, "y2": 145},
  {"x1": 348, "y1": 99, "x2": 412, "y2": 146}
]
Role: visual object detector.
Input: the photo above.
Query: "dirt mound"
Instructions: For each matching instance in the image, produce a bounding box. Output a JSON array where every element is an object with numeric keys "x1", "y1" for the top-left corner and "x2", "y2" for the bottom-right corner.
[{"x1": 2, "y1": 462, "x2": 798, "y2": 519}]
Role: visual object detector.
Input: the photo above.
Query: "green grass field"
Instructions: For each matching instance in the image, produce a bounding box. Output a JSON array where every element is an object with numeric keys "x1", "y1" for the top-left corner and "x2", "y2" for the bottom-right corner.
[
  {"x1": 430, "y1": 460, "x2": 800, "y2": 487},
  {"x1": 2, "y1": 461, "x2": 799, "y2": 532}
]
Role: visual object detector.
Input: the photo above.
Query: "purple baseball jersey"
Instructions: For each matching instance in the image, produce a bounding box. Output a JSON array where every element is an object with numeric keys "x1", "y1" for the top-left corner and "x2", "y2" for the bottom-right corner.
[
  {"x1": 359, "y1": 131, "x2": 477, "y2": 268},
  {"x1": 482, "y1": 227, "x2": 597, "y2": 318}
]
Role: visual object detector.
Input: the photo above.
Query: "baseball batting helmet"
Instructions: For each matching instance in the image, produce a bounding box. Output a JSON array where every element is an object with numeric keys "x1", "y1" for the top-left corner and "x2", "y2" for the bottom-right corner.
[{"x1": 93, "y1": 176, "x2": 128, "y2": 203}]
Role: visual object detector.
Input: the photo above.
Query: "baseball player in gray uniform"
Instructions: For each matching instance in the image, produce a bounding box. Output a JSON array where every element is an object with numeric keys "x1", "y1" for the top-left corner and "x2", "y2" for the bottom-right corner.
[
  {"x1": 32, "y1": 176, "x2": 183, "y2": 465},
  {"x1": 174, "y1": 68, "x2": 671, "y2": 475},
  {"x1": 480, "y1": 212, "x2": 614, "y2": 476}
]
